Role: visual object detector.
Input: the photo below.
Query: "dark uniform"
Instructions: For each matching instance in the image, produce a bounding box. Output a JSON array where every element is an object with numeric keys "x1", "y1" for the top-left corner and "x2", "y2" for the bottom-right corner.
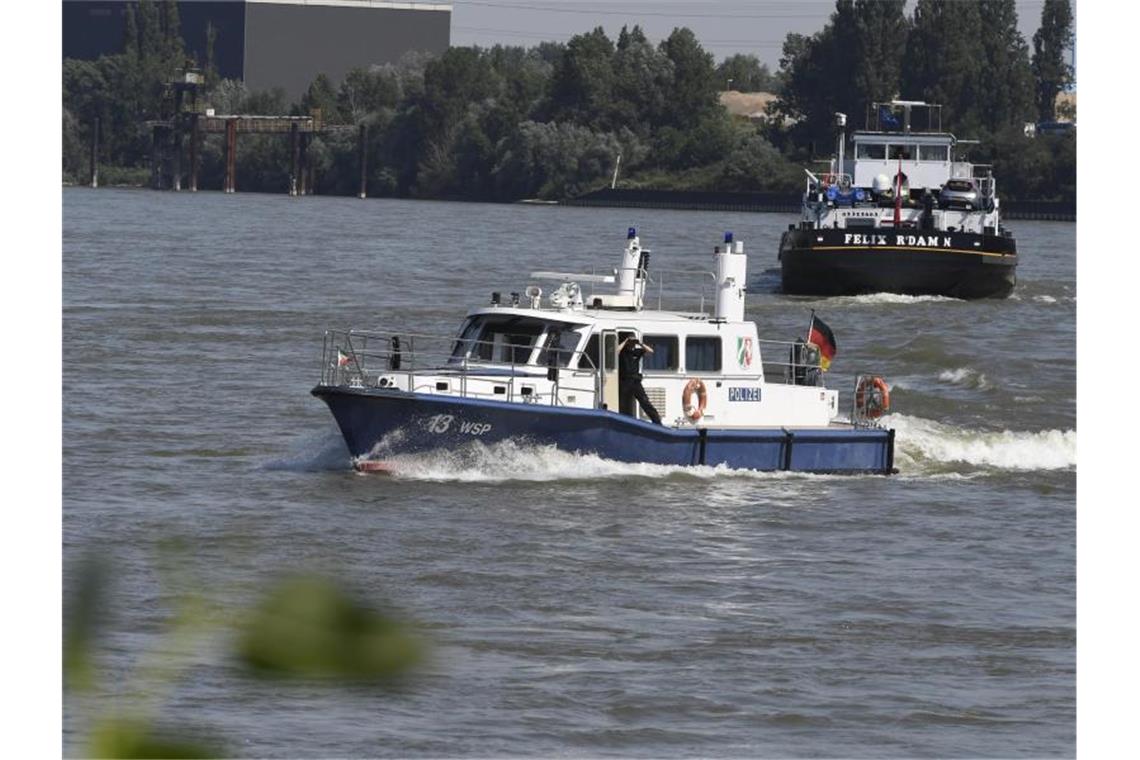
[{"x1": 618, "y1": 340, "x2": 662, "y2": 424}]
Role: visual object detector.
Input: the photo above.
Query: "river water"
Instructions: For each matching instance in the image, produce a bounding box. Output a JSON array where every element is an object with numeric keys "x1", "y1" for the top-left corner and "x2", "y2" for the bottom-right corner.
[{"x1": 63, "y1": 188, "x2": 1075, "y2": 757}]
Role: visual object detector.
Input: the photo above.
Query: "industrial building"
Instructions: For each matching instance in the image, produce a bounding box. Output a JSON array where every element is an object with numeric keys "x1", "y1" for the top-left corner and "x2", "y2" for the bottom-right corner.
[{"x1": 62, "y1": 0, "x2": 452, "y2": 100}]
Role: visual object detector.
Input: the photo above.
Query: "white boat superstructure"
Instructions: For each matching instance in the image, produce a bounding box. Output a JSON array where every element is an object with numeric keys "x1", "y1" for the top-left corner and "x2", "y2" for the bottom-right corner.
[{"x1": 324, "y1": 229, "x2": 840, "y2": 429}]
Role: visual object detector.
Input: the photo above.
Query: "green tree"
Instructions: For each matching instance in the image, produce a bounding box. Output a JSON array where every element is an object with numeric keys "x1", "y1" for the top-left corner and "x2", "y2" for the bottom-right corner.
[
  {"x1": 659, "y1": 27, "x2": 719, "y2": 130},
  {"x1": 611, "y1": 28, "x2": 673, "y2": 136},
  {"x1": 160, "y1": 0, "x2": 184, "y2": 66},
  {"x1": 772, "y1": 1, "x2": 906, "y2": 150},
  {"x1": 901, "y1": 0, "x2": 984, "y2": 132},
  {"x1": 337, "y1": 67, "x2": 400, "y2": 124},
  {"x1": 850, "y1": 0, "x2": 907, "y2": 116},
  {"x1": 1031, "y1": 0, "x2": 1074, "y2": 121},
  {"x1": 300, "y1": 73, "x2": 343, "y2": 124},
  {"x1": 976, "y1": 0, "x2": 1034, "y2": 130},
  {"x1": 716, "y1": 54, "x2": 777, "y2": 92},
  {"x1": 549, "y1": 27, "x2": 616, "y2": 127}
]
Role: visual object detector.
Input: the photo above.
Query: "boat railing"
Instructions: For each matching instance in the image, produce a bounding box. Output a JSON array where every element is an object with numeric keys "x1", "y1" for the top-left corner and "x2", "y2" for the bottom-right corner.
[
  {"x1": 803, "y1": 170, "x2": 854, "y2": 195},
  {"x1": 643, "y1": 267, "x2": 718, "y2": 314},
  {"x1": 319, "y1": 328, "x2": 601, "y2": 407},
  {"x1": 757, "y1": 338, "x2": 826, "y2": 386}
]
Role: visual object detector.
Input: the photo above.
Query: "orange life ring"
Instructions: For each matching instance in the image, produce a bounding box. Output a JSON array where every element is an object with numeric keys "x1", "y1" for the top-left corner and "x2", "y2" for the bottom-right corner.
[
  {"x1": 682, "y1": 378, "x2": 708, "y2": 421},
  {"x1": 855, "y1": 376, "x2": 891, "y2": 419}
]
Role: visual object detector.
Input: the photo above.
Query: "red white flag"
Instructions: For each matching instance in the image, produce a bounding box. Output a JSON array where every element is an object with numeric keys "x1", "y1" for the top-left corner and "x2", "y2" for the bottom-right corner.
[{"x1": 336, "y1": 349, "x2": 351, "y2": 367}]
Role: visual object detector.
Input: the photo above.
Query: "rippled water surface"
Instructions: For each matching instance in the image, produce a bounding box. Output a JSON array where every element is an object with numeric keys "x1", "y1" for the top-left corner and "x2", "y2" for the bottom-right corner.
[{"x1": 63, "y1": 189, "x2": 1075, "y2": 757}]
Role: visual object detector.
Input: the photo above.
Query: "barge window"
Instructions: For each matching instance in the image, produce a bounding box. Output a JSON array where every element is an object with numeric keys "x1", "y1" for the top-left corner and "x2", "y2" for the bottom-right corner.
[
  {"x1": 919, "y1": 145, "x2": 949, "y2": 162},
  {"x1": 888, "y1": 145, "x2": 913, "y2": 160},
  {"x1": 642, "y1": 335, "x2": 679, "y2": 371},
  {"x1": 685, "y1": 336, "x2": 722, "y2": 372},
  {"x1": 856, "y1": 143, "x2": 885, "y2": 159}
]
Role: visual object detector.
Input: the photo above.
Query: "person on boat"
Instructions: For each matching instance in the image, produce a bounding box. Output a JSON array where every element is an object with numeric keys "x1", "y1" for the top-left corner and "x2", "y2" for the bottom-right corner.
[{"x1": 617, "y1": 336, "x2": 662, "y2": 425}]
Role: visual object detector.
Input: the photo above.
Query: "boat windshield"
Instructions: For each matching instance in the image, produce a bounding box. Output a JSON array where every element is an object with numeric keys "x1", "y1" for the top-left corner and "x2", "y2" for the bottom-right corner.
[{"x1": 450, "y1": 315, "x2": 579, "y2": 366}]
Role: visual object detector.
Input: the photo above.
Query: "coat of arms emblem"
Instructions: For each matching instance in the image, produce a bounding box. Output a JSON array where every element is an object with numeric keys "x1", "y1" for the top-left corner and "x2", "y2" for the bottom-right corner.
[{"x1": 737, "y1": 337, "x2": 753, "y2": 368}]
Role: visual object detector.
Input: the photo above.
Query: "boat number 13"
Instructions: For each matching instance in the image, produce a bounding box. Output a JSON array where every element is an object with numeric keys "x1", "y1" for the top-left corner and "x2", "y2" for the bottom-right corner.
[{"x1": 425, "y1": 414, "x2": 492, "y2": 436}]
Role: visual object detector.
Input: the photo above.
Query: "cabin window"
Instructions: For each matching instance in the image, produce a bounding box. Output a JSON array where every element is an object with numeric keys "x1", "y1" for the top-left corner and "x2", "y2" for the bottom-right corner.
[
  {"x1": 450, "y1": 318, "x2": 482, "y2": 361},
  {"x1": 451, "y1": 315, "x2": 546, "y2": 365},
  {"x1": 919, "y1": 145, "x2": 949, "y2": 162},
  {"x1": 536, "y1": 326, "x2": 581, "y2": 368},
  {"x1": 580, "y1": 334, "x2": 600, "y2": 370},
  {"x1": 642, "y1": 335, "x2": 679, "y2": 371},
  {"x1": 856, "y1": 143, "x2": 886, "y2": 159},
  {"x1": 685, "y1": 336, "x2": 722, "y2": 372},
  {"x1": 888, "y1": 145, "x2": 912, "y2": 160}
]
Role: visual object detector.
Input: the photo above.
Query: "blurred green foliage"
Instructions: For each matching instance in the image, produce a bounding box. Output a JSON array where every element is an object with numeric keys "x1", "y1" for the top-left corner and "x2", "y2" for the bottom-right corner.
[
  {"x1": 236, "y1": 575, "x2": 424, "y2": 681},
  {"x1": 64, "y1": 546, "x2": 425, "y2": 758}
]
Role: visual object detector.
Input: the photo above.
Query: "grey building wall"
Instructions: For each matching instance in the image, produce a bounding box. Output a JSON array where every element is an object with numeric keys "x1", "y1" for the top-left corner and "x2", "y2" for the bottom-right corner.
[
  {"x1": 63, "y1": 1, "x2": 247, "y2": 80},
  {"x1": 243, "y1": 1, "x2": 451, "y2": 100},
  {"x1": 64, "y1": 1, "x2": 451, "y2": 103}
]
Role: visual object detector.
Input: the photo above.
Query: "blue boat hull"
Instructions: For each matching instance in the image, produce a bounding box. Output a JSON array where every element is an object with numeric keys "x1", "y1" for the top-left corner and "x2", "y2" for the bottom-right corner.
[{"x1": 313, "y1": 386, "x2": 896, "y2": 474}]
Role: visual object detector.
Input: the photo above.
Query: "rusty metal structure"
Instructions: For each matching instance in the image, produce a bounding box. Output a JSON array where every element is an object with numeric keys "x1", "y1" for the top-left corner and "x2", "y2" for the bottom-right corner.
[{"x1": 146, "y1": 70, "x2": 368, "y2": 197}]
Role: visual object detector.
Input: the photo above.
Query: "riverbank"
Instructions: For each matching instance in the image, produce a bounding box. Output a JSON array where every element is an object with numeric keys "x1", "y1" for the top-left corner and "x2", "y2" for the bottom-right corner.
[
  {"x1": 67, "y1": 181, "x2": 1075, "y2": 221},
  {"x1": 564, "y1": 188, "x2": 1075, "y2": 221}
]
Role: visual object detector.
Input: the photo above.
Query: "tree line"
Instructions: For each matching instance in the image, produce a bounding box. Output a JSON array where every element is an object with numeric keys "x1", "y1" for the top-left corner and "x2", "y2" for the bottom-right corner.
[{"x1": 62, "y1": 0, "x2": 1074, "y2": 202}]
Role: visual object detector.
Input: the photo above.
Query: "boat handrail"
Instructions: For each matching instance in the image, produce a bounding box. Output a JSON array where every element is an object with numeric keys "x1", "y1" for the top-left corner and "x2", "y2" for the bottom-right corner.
[
  {"x1": 319, "y1": 328, "x2": 601, "y2": 407},
  {"x1": 755, "y1": 338, "x2": 827, "y2": 386}
]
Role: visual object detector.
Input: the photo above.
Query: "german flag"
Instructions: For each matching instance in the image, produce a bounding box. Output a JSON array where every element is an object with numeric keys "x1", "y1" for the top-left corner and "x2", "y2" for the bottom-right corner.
[{"x1": 807, "y1": 314, "x2": 837, "y2": 370}]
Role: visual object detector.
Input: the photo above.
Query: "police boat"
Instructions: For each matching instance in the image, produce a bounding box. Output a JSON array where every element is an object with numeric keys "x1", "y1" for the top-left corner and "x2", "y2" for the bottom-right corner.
[
  {"x1": 313, "y1": 228, "x2": 896, "y2": 474},
  {"x1": 779, "y1": 101, "x2": 1018, "y2": 298}
]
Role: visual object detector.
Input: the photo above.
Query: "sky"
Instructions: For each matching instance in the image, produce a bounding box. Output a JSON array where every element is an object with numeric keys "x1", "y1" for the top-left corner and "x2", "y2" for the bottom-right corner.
[{"x1": 447, "y1": 0, "x2": 1059, "y2": 71}]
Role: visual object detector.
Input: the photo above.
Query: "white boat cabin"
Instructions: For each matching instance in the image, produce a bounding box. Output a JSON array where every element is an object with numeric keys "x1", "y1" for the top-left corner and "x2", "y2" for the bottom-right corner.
[{"x1": 327, "y1": 231, "x2": 840, "y2": 429}]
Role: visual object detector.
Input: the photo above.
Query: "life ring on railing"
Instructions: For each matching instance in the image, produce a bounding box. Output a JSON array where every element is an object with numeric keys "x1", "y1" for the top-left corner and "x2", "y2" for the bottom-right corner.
[
  {"x1": 682, "y1": 378, "x2": 708, "y2": 421},
  {"x1": 855, "y1": 376, "x2": 891, "y2": 419}
]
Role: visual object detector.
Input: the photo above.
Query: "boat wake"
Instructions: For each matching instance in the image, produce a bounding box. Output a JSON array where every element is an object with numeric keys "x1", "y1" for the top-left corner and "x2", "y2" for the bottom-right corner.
[
  {"x1": 369, "y1": 439, "x2": 823, "y2": 483},
  {"x1": 937, "y1": 367, "x2": 992, "y2": 390},
  {"x1": 267, "y1": 415, "x2": 1075, "y2": 481},
  {"x1": 888, "y1": 413, "x2": 1075, "y2": 473},
  {"x1": 835, "y1": 292, "x2": 961, "y2": 305}
]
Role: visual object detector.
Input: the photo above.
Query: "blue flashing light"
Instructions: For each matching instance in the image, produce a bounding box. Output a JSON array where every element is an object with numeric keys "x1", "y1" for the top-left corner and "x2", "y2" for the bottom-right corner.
[
  {"x1": 627, "y1": 227, "x2": 637, "y2": 239},
  {"x1": 724, "y1": 231, "x2": 734, "y2": 244},
  {"x1": 854, "y1": 188, "x2": 866, "y2": 202}
]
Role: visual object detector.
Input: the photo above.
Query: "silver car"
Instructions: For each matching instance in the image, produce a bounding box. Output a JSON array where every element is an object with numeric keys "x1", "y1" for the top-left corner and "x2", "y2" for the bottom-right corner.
[{"x1": 938, "y1": 179, "x2": 979, "y2": 210}]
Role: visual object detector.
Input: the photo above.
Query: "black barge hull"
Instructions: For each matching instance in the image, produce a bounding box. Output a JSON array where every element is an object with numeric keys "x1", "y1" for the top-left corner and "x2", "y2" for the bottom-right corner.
[{"x1": 779, "y1": 228, "x2": 1017, "y2": 299}]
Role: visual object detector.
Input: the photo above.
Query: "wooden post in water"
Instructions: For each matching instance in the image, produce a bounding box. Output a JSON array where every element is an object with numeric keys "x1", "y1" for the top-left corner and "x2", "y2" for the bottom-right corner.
[
  {"x1": 172, "y1": 119, "x2": 183, "y2": 192},
  {"x1": 150, "y1": 124, "x2": 162, "y2": 189},
  {"x1": 358, "y1": 124, "x2": 368, "y2": 199},
  {"x1": 224, "y1": 118, "x2": 237, "y2": 193},
  {"x1": 89, "y1": 117, "x2": 99, "y2": 188},
  {"x1": 289, "y1": 123, "x2": 300, "y2": 196},
  {"x1": 299, "y1": 132, "x2": 309, "y2": 196},
  {"x1": 188, "y1": 114, "x2": 200, "y2": 192}
]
